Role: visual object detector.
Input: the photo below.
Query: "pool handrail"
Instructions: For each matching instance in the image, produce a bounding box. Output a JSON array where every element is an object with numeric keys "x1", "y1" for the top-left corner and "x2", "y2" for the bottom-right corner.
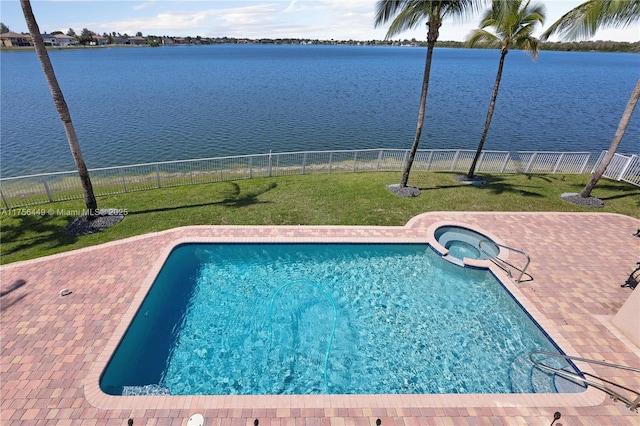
[
  {"x1": 478, "y1": 239, "x2": 531, "y2": 283},
  {"x1": 529, "y1": 350, "x2": 640, "y2": 412}
]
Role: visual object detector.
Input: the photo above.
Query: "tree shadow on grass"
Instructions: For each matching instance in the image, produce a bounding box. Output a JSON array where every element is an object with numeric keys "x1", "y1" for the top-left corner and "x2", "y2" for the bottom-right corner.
[
  {"x1": 1, "y1": 182, "x2": 277, "y2": 261},
  {"x1": 588, "y1": 183, "x2": 640, "y2": 203},
  {"x1": 477, "y1": 176, "x2": 545, "y2": 198},
  {"x1": 1, "y1": 213, "x2": 78, "y2": 257},
  {"x1": 562, "y1": 181, "x2": 640, "y2": 202},
  {"x1": 523, "y1": 174, "x2": 560, "y2": 183},
  {"x1": 600, "y1": 189, "x2": 640, "y2": 202},
  {"x1": 126, "y1": 181, "x2": 277, "y2": 216},
  {"x1": 418, "y1": 174, "x2": 544, "y2": 198}
]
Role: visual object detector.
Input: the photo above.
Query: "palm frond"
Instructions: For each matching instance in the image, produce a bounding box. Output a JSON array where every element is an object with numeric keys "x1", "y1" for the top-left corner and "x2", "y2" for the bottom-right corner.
[
  {"x1": 541, "y1": 0, "x2": 640, "y2": 41},
  {"x1": 597, "y1": 0, "x2": 640, "y2": 28},
  {"x1": 465, "y1": 28, "x2": 501, "y2": 48},
  {"x1": 467, "y1": 0, "x2": 544, "y2": 55},
  {"x1": 374, "y1": 0, "x2": 408, "y2": 28},
  {"x1": 375, "y1": 0, "x2": 487, "y2": 39},
  {"x1": 514, "y1": 36, "x2": 541, "y2": 59}
]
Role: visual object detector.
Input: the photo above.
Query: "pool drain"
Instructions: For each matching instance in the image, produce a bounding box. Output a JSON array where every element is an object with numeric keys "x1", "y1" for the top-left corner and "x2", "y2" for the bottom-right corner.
[{"x1": 187, "y1": 413, "x2": 204, "y2": 426}]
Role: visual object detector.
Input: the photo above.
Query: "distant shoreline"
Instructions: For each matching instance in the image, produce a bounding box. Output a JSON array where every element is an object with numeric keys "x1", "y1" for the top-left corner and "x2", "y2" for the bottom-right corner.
[{"x1": 1, "y1": 39, "x2": 638, "y2": 53}]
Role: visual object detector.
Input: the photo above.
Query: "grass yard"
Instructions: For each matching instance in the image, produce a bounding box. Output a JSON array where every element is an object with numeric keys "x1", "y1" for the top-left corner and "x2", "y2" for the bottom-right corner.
[{"x1": 1, "y1": 171, "x2": 639, "y2": 265}]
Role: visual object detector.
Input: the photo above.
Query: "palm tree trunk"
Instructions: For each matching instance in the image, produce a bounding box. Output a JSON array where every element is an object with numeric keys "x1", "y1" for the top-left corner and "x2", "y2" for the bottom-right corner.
[
  {"x1": 19, "y1": 0, "x2": 98, "y2": 216},
  {"x1": 399, "y1": 43, "x2": 435, "y2": 188},
  {"x1": 580, "y1": 77, "x2": 640, "y2": 198},
  {"x1": 400, "y1": 17, "x2": 440, "y2": 188},
  {"x1": 467, "y1": 49, "x2": 507, "y2": 179}
]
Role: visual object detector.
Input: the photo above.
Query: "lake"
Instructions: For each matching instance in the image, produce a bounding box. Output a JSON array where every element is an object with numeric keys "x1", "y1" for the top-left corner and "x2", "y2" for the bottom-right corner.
[{"x1": 1, "y1": 45, "x2": 638, "y2": 178}]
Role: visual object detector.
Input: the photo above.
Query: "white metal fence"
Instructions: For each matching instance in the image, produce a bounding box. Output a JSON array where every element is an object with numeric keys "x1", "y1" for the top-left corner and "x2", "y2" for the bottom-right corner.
[
  {"x1": 596, "y1": 151, "x2": 640, "y2": 187},
  {"x1": 0, "y1": 149, "x2": 637, "y2": 210}
]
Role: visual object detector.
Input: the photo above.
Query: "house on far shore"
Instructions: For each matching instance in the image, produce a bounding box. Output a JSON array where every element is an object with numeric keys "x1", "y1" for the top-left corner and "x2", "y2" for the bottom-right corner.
[
  {"x1": 42, "y1": 33, "x2": 58, "y2": 46},
  {"x1": 127, "y1": 36, "x2": 147, "y2": 45},
  {"x1": 54, "y1": 33, "x2": 76, "y2": 47},
  {"x1": 115, "y1": 36, "x2": 147, "y2": 45},
  {"x1": 91, "y1": 35, "x2": 107, "y2": 46},
  {"x1": 0, "y1": 32, "x2": 32, "y2": 47},
  {"x1": 1, "y1": 32, "x2": 80, "y2": 47}
]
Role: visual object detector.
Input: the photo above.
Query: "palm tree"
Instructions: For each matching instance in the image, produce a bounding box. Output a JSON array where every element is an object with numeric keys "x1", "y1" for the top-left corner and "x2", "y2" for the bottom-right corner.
[
  {"x1": 19, "y1": 0, "x2": 98, "y2": 216},
  {"x1": 375, "y1": 0, "x2": 483, "y2": 194},
  {"x1": 541, "y1": 0, "x2": 640, "y2": 199},
  {"x1": 465, "y1": 0, "x2": 545, "y2": 181}
]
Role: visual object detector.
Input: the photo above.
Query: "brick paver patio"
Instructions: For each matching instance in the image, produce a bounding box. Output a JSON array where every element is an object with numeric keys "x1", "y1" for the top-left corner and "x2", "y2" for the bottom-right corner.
[{"x1": 1, "y1": 212, "x2": 639, "y2": 425}]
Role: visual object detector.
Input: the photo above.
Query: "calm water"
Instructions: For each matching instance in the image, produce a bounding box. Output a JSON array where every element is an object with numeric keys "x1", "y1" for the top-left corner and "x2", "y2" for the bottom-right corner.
[
  {"x1": 100, "y1": 243, "x2": 580, "y2": 396},
  {"x1": 1, "y1": 45, "x2": 638, "y2": 177}
]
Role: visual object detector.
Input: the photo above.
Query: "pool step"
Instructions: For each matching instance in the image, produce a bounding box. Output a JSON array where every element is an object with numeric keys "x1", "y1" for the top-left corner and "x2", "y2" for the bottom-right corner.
[
  {"x1": 121, "y1": 384, "x2": 170, "y2": 396},
  {"x1": 509, "y1": 352, "x2": 587, "y2": 394},
  {"x1": 530, "y1": 358, "x2": 560, "y2": 393},
  {"x1": 442, "y1": 253, "x2": 465, "y2": 267},
  {"x1": 508, "y1": 352, "x2": 536, "y2": 393},
  {"x1": 508, "y1": 352, "x2": 557, "y2": 393}
]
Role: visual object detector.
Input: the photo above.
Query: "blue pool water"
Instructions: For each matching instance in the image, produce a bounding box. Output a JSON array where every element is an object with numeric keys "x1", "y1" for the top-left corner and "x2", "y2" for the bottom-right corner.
[{"x1": 100, "y1": 243, "x2": 583, "y2": 395}]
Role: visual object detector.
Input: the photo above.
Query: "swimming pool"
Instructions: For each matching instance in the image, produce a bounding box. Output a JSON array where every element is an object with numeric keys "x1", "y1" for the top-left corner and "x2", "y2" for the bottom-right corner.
[{"x1": 100, "y1": 243, "x2": 584, "y2": 396}]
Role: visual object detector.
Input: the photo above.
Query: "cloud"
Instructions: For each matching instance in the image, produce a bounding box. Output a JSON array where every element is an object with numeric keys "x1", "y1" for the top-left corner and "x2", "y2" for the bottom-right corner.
[
  {"x1": 133, "y1": 1, "x2": 157, "y2": 11},
  {"x1": 90, "y1": 3, "x2": 284, "y2": 37},
  {"x1": 217, "y1": 4, "x2": 279, "y2": 26},
  {"x1": 284, "y1": 0, "x2": 298, "y2": 13}
]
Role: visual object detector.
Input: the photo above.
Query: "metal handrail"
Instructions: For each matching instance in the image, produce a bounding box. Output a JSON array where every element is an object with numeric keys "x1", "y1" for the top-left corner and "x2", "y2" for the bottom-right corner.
[
  {"x1": 530, "y1": 350, "x2": 640, "y2": 412},
  {"x1": 478, "y1": 239, "x2": 531, "y2": 283}
]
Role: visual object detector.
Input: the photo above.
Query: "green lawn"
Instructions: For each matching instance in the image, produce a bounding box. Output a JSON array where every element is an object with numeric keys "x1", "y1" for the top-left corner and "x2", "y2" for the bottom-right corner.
[{"x1": 1, "y1": 171, "x2": 638, "y2": 265}]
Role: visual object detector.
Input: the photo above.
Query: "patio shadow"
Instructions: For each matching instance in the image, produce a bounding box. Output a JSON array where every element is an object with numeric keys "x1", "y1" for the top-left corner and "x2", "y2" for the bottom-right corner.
[{"x1": 0, "y1": 279, "x2": 29, "y2": 311}]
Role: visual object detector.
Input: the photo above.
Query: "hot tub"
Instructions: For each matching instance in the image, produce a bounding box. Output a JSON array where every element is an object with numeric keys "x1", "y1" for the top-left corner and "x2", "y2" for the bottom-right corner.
[{"x1": 434, "y1": 225, "x2": 499, "y2": 263}]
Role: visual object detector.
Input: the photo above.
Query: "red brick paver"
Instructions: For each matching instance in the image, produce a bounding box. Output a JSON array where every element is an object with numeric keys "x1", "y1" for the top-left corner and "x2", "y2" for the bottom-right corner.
[{"x1": 1, "y1": 212, "x2": 639, "y2": 425}]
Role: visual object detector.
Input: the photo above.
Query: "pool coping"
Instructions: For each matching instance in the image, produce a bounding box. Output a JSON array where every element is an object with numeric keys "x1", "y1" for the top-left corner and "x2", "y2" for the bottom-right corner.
[{"x1": 84, "y1": 221, "x2": 605, "y2": 411}]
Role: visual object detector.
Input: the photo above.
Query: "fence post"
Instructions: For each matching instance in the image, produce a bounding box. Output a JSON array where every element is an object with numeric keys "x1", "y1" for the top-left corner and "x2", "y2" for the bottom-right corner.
[
  {"x1": 426, "y1": 151, "x2": 434, "y2": 171},
  {"x1": 302, "y1": 152, "x2": 307, "y2": 175},
  {"x1": 0, "y1": 190, "x2": 10, "y2": 210},
  {"x1": 376, "y1": 149, "x2": 383, "y2": 172},
  {"x1": 328, "y1": 152, "x2": 333, "y2": 173},
  {"x1": 477, "y1": 152, "x2": 485, "y2": 172},
  {"x1": 155, "y1": 164, "x2": 161, "y2": 188},
  {"x1": 591, "y1": 151, "x2": 608, "y2": 173},
  {"x1": 249, "y1": 156, "x2": 253, "y2": 179},
  {"x1": 579, "y1": 154, "x2": 591, "y2": 174},
  {"x1": 524, "y1": 153, "x2": 537, "y2": 173},
  {"x1": 121, "y1": 169, "x2": 128, "y2": 193},
  {"x1": 616, "y1": 154, "x2": 633, "y2": 181},
  {"x1": 268, "y1": 151, "x2": 273, "y2": 177},
  {"x1": 42, "y1": 178, "x2": 53, "y2": 202},
  {"x1": 353, "y1": 151, "x2": 358, "y2": 172},
  {"x1": 451, "y1": 150, "x2": 460, "y2": 171},
  {"x1": 501, "y1": 152, "x2": 510, "y2": 172},
  {"x1": 552, "y1": 153, "x2": 565, "y2": 174}
]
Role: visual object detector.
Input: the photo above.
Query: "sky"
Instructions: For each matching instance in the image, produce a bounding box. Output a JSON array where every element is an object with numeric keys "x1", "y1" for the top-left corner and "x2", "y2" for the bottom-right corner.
[{"x1": 1, "y1": 0, "x2": 639, "y2": 42}]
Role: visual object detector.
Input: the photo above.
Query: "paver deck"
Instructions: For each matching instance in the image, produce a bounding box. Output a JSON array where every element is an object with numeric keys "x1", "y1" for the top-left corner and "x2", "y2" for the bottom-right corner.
[{"x1": 1, "y1": 212, "x2": 639, "y2": 425}]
